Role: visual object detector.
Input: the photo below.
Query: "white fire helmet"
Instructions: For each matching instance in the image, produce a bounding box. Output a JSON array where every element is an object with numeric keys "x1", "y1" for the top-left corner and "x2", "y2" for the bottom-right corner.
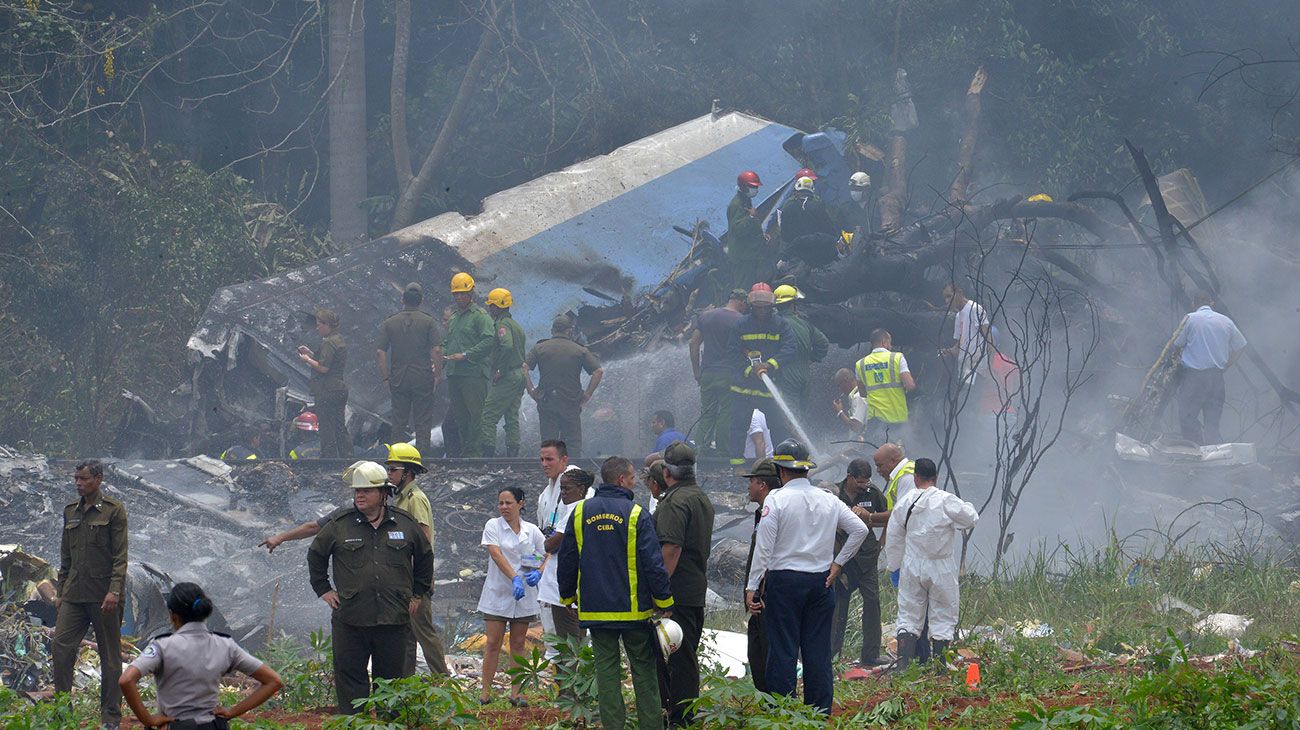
[{"x1": 654, "y1": 617, "x2": 683, "y2": 656}]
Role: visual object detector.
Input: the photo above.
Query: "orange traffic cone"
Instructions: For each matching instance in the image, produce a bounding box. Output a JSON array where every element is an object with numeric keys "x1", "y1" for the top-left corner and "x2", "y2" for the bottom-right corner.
[{"x1": 965, "y1": 662, "x2": 980, "y2": 689}]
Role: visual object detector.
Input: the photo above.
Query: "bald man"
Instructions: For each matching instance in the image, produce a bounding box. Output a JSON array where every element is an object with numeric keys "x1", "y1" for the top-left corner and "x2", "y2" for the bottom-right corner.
[{"x1": 872, "y1": 444, "x2": 915, "y2": 515}]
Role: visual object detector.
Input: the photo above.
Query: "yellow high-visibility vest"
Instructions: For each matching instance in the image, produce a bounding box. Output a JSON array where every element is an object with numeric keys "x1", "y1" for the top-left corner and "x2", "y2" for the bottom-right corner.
[
  {"x1": 885, "y1": 459, "x2": 915, "y2": 510},
  {"x1": 855, "y1": 349, "x2": 908, "y2": 424}
]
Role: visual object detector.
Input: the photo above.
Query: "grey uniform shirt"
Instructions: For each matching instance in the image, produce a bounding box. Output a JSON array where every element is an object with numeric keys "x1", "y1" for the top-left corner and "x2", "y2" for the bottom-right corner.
[{"x1": 129, "y1": 621, "x2": 264, "y2": 723}]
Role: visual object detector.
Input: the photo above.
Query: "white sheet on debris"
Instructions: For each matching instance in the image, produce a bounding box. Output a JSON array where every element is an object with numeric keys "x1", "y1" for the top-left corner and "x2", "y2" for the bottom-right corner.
[
  {"x1": 1115, "y1": 433, "x2": 1256, "y2": 465},
  {"x1": 701, "y1": 628, "x2": 751, "y2": 678}
]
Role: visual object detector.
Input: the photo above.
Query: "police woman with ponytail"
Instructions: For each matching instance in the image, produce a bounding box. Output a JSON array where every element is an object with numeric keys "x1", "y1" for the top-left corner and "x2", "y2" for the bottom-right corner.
[{"x1": 119, "y1": 582, "x2": 283, "y2": 729}]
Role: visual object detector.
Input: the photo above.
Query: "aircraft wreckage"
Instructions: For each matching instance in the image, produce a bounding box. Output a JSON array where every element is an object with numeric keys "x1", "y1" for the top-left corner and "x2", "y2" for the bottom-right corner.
[{"x1": 8, "y1": 94, "x2": 1300, "y2": 682}]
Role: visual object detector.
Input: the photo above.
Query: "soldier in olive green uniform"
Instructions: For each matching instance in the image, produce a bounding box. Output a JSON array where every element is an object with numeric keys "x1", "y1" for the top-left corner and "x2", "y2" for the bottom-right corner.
[
  {"x1": 523, "y1": 316, "x2": 604, "y2": 457},
  {"x1": 300, "y1": 308, "x2": 353, "y2": 458},
  {"x1": 52, "y1": 460, "x2": 128, "y2": 729},
  {"x1": 377, "y1": 283, "x2": 442, "y2": 454},
  {"x1": 478, "y1": 288, "x2": 527, "y2": 457},
  {"x1": 441, "y1": 273, "x2": 495, "y2": 457},
  {"x1": 774, "y1": 285, "x2": 829, "y2": 422},
  {"x1": 727, "y1": 171, "x2": 770, "y2": 292},
  {"x1": 653, "y1": 443, "x2": 716, "y2": 728},
  {"x1": 308, "y1": 461, "x2": 433, "y2": 714}
]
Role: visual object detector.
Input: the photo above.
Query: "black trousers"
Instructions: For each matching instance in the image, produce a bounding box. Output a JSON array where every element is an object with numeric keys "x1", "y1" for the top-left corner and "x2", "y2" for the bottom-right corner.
[
  {"x1": 746, "y1": 612, "x2": 768, "y2": 692},
  {"x1": 332, "y1": 619, "x2": 410, "y2": 715},
  {"x1": 1178, "y1": 366, "x2": 1226, "y2": 444},
  {"x1": 831, "y1": 544, "x2": 881, "y2": 663},
  {"x1": 764, "y1": 570, "x2": 835, "y2": 715},
  {"x1": 665, "y1": 604, "x2": 703, "y2": 727}
]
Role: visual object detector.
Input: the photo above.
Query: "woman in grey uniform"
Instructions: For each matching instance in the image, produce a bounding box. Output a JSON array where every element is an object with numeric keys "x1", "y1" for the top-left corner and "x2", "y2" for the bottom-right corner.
[{"x1": 119, "y1": 582, "x2": 283, "y2": 729}]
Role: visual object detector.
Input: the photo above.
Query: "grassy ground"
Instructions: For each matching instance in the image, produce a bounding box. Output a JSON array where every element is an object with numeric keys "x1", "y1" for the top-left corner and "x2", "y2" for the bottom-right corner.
[{"x1": 7, "y1": 536, "x2": 1300, "y2": 729}]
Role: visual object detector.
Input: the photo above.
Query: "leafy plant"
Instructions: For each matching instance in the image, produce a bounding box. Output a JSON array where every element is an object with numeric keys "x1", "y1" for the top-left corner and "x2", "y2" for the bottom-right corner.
[
  {"x1": 262, "y1": 630, "x2": 334, "y2": 712},
  {"x1": 504, "y1": 645, "x2": 550, "y2": 697},
  {"x1": 0, "y1": 689, "x2": 97, "y2": 730},
  {"x1": 323, "y1": 675, "x2": 478, "y2": 730},
  {"x1": 547, "y1": 633, "x2": 599, "y2": 727}
]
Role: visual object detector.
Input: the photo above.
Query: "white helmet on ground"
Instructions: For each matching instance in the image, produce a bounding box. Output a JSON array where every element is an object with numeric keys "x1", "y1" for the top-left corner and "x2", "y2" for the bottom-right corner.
[{"x1": 653, "y1": 617, "x2": 683, "y2": 656}]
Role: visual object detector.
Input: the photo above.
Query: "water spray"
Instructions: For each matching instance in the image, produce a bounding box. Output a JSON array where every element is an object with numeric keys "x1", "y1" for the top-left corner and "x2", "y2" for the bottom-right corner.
[{"x1": 758, "y1": 371, "x2": 823, "y2": 465}]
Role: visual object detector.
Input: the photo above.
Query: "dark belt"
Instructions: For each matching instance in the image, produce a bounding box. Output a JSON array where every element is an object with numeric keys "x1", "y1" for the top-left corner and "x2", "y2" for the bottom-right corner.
[{"x1": 169, "y1": 718, "x2": 229, "y2": 730}]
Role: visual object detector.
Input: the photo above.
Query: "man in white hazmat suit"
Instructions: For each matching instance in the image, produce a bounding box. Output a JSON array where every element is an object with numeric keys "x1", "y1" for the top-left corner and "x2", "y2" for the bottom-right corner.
[{"x1": 884, "y1": 457, "x2": 979, "y2": 670}]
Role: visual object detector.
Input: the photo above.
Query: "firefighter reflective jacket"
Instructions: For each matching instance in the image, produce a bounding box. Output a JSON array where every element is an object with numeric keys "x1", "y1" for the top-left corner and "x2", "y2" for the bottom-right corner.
[
  {"x1": 557, "y1": 484, "x2": 674, "y2": 627},
  {"x1": 727, "y1": 312, "x2": 798, "y2": 398}
]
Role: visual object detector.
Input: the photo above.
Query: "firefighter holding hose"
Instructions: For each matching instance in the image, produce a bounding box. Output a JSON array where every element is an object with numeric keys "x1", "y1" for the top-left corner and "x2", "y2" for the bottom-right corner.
[{"x1": 726, "y1": 284, "x2": 797, "y2": 471}]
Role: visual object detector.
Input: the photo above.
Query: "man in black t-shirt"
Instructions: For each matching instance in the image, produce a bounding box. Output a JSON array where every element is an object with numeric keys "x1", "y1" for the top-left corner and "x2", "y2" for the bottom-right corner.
[{"x1": 831, "y1": 458, "x2": 891, "y2": 666}]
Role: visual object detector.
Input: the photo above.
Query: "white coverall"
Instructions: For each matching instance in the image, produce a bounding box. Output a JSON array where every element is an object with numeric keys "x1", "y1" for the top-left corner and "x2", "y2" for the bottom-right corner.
[{"x1": 884, "y1": 486, "x2": 979, "y2": 641}]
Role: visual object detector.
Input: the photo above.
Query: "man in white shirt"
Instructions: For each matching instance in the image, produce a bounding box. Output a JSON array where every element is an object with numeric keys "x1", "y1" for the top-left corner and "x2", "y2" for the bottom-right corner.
[
  {"x1": 831, "y1": 368, "x2": 870, "y2": 436},
  {"x1": 535, "y1": 440, "x2": 590, "y2": 659},
  {"x1": 1173, "y1": 291, "x2": 1247, "y2": 444},
  {"x1": 744, "y1": 409, "x2": 775, "y2": 459},
  {"x1": 745, "y1": 440, "x2": 868, "y2": 715},
  {"x1": 941, "y1": 282, "x2": 991, "y2": 382}
]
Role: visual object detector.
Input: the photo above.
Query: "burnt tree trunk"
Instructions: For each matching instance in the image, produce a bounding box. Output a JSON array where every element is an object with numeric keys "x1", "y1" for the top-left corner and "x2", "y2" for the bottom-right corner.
[
  {"x1": 800, "y1": 197, "x2": 1124, "y2": 304},
  {"x1": 948, "y1": 66, "x2": 987, "y2": 204}
]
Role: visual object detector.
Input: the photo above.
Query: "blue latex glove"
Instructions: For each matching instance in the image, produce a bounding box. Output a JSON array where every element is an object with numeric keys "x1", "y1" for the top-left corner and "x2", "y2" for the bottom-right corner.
[
  {"x1": 890, "y1": 569, "x2": 900, "y2": 588},
  {"x1": 524, "y1": 569, "x2": 542, "y2": 587},
  {"x1": 512, "y1": 576, "x2": 526, "y2": 601}
]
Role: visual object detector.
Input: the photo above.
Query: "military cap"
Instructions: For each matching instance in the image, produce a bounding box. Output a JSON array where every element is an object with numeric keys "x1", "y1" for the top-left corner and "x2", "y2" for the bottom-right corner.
[
  {"x1": 742, "y1": 458, "x2": 778, "y2": 478},
  {"x1": 663, "y1": 441, "x2": 696, "y2": 466}
]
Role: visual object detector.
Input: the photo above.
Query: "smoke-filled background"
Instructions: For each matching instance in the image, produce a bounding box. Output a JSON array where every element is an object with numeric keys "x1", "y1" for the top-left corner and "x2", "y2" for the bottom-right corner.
[{"x1": 2, "y1": 0, "x2": 1300, "y2": 571}]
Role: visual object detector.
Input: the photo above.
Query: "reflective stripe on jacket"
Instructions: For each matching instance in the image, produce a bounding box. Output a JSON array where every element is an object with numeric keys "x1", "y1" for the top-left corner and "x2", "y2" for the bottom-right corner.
[
  {"x1": 557, "y1": 484, "x2": 674, "y2": 626},
  {"x1": 855, "y1": 350, "x2": 908, "y2": 423}
]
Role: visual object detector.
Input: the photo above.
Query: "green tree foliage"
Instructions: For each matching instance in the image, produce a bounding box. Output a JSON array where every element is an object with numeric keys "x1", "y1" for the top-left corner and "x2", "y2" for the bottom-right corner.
[{"x1": 0, "y1": 135, "x2": 327, "y2": 453}]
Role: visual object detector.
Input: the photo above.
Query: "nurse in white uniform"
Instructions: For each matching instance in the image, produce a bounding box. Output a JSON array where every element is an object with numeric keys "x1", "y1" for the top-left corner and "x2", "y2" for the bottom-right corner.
[{"x1": 477, "y1": 486, "x2": 546, "y2": 707}]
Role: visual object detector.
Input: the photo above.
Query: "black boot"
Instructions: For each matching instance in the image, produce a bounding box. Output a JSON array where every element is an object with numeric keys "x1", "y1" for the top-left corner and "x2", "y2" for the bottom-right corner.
[
  {"x1": 930, "y1": 639, "x2": 950, "y2": 671},
  {"x1": 889, "y1": 632, "x2": 918, "y2": 673}
]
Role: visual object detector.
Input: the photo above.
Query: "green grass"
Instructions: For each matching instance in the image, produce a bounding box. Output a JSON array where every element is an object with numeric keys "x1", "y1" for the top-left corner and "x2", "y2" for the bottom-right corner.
[{"x1": 8, "y1": 533, "x2": 1299, "y2": 728}]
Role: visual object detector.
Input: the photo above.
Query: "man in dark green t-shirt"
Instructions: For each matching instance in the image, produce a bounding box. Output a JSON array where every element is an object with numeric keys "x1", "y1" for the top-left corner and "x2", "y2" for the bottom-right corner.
[{"x1": 653, "y1": 442, "x2": 716, "y2": 727}]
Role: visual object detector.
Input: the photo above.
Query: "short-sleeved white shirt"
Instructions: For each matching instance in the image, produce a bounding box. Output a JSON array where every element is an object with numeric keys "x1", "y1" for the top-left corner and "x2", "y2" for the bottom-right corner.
[
  {"x1": 744, "y1": 409, "x2": 775, "y2": 459},
  {"x1": 537, "y1": 499, "x2": 581, "y2": 605},
  {"x1": 1174, "y1": 306, "x2": 1246, "y2": 370},
  {"x1": 537, "y1": 466, "x2": 594, "y2": 607},
  {"x1": 953, "y1": 300, "x2": 990, "y2": 373},
  {"x1": 478, "y1": 517, "x2": 546, "y2": 619},
  {"x1": 129, "y1": 621, "x2": 264, "y2": 723},
  {"x1": 848, "y1": 387, "x2": 870, "y2": 426}
]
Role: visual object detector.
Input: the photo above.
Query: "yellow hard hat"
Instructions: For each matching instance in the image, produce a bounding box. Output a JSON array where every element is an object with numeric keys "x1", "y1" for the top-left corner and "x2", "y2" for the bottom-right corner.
[
  {"x1": 840, "y1": 230, "x2": 855, "y2": 246},
  {"x1": 1026, "y1": 193, "x2": 1053, "y2": 203},
  {"x1": 486, "y1": 287, "x2": 513, "y2": 308},
  {"x1": 450, "y1": 272, "x2": 475, "y2": 293},
  {"x1": 342, "y1": 461, "x2": 389, "y2": 489},
  {"x1": 386, "y1": 442, "x2": 426, "y2": 473},
  {"x1": 773, "y1": 284, "x2": 804, "y2": 305}
]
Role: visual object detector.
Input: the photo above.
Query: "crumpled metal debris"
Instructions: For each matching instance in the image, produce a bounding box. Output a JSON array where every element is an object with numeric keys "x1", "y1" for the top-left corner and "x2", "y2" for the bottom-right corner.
[
  {"x1": 0, "y1": 602, "x2": 51, "y2": 692},
  {"x1": 1192, "y1": 613, "x2": 1253, "y2": 638}
]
